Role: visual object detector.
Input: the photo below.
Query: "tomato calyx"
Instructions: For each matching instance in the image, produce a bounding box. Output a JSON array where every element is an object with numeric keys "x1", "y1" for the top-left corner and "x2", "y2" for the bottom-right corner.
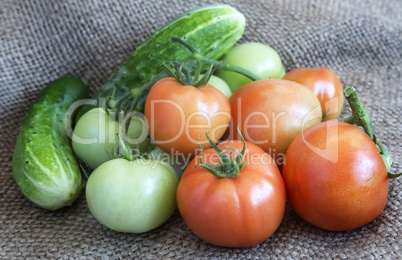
[
  {"x1": 157, "y1": 58, "x2": 217, "y2": 87},
  {"x1": 197, "y1": 127, "x2": 246, "y2": 178},
  {"x1": 342, "y1": 86, "x2": 401, "y2": 179}
]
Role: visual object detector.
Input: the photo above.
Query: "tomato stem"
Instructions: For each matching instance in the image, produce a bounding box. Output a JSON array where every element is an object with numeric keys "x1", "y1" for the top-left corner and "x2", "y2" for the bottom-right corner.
[
  {"x1": 201, "y1": 57, "x2": 261, "y2": 82},
  {"x1": 343, "y1": 86, "x2": 401, "y2": 179},
  {"x1": 172, "y1": 36, "x2": 261, "y2": 82},
  {"x1": 197, "y1": 126, "x2": 246, "y2": 178},
  {"x1": 373, "y1": 135, "x2": 401, "y2": 179},
  {"x1": 116, "y1": 134, "x2": 133, "y2": 161},
  {"x1": 171, "y1": 36, "x2": 199, "y2": 54},
  {"x1": 343, "y1": 86, "x2": 373, "y2": 139},
  {"x1": 79, "y1": 164, "x2": 90, "y2": 180},
  {"x1": 339, "y1": 114, "x2": 354, "y2": 124}
]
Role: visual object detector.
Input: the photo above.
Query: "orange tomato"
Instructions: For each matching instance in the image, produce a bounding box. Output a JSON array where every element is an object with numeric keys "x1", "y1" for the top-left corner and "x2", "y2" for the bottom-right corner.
[
  {"x1": 282, "y1": 67, "x2": 344, "y2": 121},
  {"x1": 177, "y1": 140, "x2": 286, "y2": 247},
  {"x1": 145, "y1": 77, "x2": 231, "y2": 157},
  {"x1": 282, "y1": 121, "x2": 389, "y2": 231},
  {"x1": 228, "y1": 79, "x2": 322, "y2": 164}
]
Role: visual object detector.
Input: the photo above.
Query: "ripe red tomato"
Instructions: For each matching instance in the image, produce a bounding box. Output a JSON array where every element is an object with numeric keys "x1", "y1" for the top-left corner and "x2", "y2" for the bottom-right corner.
[
  {"x1": 228, "y1": 79, "x2": 322, "y2": 164},
  {"x1": 282, "y1": 67, "x2": 344, "y2": 121},
  {"x1": 282, "y1": 121, "x2": 389, "y2": 231},
  {"x1": 177, "y1": 140, "x2": 286, "y2": 247},
  {"x1": 145, "y1": 77, "x2": 231, "y2": 157}
]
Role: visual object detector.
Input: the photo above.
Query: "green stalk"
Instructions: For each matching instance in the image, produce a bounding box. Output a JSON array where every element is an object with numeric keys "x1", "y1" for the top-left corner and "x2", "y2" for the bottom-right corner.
[
  {"x1": 343, "y1": 87, "x2": 373, "y2": 139},
  {"x1": 343, "y1": 86, "x2": 401, "y2": 179},
  {"x1": 171, "y1": 36, "x2": 261, "y2": 83},
  {"x1": 339, "y1": 115, "x2": 354, "y2": 124},
  {"x1": 199, "y1": 56, "x2": 261, "y2": 82}
]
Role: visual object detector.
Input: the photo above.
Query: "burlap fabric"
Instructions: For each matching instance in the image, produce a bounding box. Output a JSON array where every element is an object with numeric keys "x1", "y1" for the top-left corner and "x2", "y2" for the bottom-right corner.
[{"x1": 1, "y1": 0, "x2": 401, "y2": 258}]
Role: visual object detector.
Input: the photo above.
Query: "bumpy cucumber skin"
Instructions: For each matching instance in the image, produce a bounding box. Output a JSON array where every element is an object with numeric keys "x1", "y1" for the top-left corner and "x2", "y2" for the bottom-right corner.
[
  {"x1": 93, "y1": 4, "x2": 246, "y2": 102},
  {"x1": 12, "y1": 76, "x2": 88, "y2": 210}
]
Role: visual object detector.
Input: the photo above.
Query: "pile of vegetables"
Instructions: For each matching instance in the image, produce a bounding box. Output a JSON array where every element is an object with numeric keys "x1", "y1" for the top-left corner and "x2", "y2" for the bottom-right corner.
[{"x1": 12, "y1": 4, "x2": 401, "y2": 248}]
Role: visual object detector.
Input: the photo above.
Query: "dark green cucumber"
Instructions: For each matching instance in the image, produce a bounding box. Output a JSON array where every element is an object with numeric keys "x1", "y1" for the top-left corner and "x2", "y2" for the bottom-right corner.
[
  {"x1": 12, "y1": 76, "x2": 88, "y2": 210},
  {"x1": 92, "y1": 4, "x2": 245, "y2": 105}
]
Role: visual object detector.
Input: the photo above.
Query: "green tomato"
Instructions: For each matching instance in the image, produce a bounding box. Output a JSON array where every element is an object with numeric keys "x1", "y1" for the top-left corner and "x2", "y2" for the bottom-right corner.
[
  {"x1": 216, "y1": 42, "x2": 286, "y2": 92},
  {"x1": 86, "y1": 158, "x2": 179, "y2": 233},
  {"x1": 73, "y1": 108, "x2": 152, "y2": 169},
  {"x1": 126, "y1": 116, "x2": 150, "y2": 154},
  {"x1": 200, "y1": 74, "x2": 232, "y2": 98},
  {"x1": 72, "y1": 108, "x2": 119, "y2": 169}
]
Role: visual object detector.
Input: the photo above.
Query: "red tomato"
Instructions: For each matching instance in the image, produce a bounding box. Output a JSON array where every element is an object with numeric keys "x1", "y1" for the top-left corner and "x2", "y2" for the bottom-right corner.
[
  {"x1": 282, "y1": 67, "x2": 344, "y2": 121},
  {"x1": 177, "y1": 140, "x2": 286, "y2": 247},
  {"x1": 282, "y1": 121, "x2": 389, "y2": 231},
  {"x1": 228, "y1": 79, "x2": 322, "y2": 164},
  {"x1": 145, "y1": 77, "x2": 231, "y2": 157}
]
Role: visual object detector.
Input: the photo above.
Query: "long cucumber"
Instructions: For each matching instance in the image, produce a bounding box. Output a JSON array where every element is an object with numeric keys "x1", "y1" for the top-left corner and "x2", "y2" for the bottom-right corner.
[
  {"x1": 12, "y1": 76, "x2": 88, "y2": 210},
  {"x1": 92, "y1": 4, "x2": 246, "y2": 105}
]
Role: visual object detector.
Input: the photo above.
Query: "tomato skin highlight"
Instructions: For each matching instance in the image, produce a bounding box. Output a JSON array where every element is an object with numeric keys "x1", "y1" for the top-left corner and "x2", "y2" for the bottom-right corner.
[
  {"x1": 282, "y1": 121, "x2": 389, "y2": 231},
  {"x1": 228, "y1": 79, "x2": 322, "y2": 163},
  {"x1": 283, "y1": 67, "x2": 344, "y2": 121},
  {"x1": 145, "y1": 77, "x2": 231, "y2": 157},
  {"x1": 177, "y1": 140, "x2": 286, "y2": 247}
]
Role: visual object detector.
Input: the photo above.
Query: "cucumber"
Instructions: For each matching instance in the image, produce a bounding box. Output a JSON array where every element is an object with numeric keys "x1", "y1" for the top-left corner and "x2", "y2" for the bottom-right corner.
[
  {"x1": 92, "y1": 4, "x2": 245, "y2": 106},
  {"x1": 12, "y1": 76, "x2": 88, "y2": 210}
]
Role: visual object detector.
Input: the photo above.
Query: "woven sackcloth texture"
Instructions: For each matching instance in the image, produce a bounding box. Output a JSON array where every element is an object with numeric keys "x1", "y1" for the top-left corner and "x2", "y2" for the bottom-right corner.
[{"x1": 1, "y1": 0, "x2": 401, "y2": 258}]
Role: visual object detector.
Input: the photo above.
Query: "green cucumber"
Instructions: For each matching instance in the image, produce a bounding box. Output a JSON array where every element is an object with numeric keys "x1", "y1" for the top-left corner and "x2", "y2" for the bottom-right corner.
[
  {"x1": 12, "y1": 76, "x2": 88, "y2": 210},
  {"x1": 92, "y1": 4, "x2": 245, "y2": 106}
]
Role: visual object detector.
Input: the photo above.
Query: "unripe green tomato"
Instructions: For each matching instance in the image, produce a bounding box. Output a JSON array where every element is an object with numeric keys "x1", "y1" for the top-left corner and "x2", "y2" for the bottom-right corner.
[
  {"x1": 216, "y1": 42, "x2": 286, "y2": 92},
  {"x1": 73, "y1": 109, "x2": 153, "y2": 169},
  {"x1": 72, "y1": 108, "x2": 119, "y2": 169},
  {"x1": 200, "y1": 74, "x2": 232, "y2": 98},
  {"x1": 86, "y1": 158, "x2": 179, "y2": 233},
  {"x1": 126, "y1": 116, "x2": 150, "y2": 154}
]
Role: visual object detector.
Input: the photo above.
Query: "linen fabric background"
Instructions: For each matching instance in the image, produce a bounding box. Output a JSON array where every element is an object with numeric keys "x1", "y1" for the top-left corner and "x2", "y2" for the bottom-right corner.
[{"x1": 1, "y1": 0, "x2": 401, "y2": 258}]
